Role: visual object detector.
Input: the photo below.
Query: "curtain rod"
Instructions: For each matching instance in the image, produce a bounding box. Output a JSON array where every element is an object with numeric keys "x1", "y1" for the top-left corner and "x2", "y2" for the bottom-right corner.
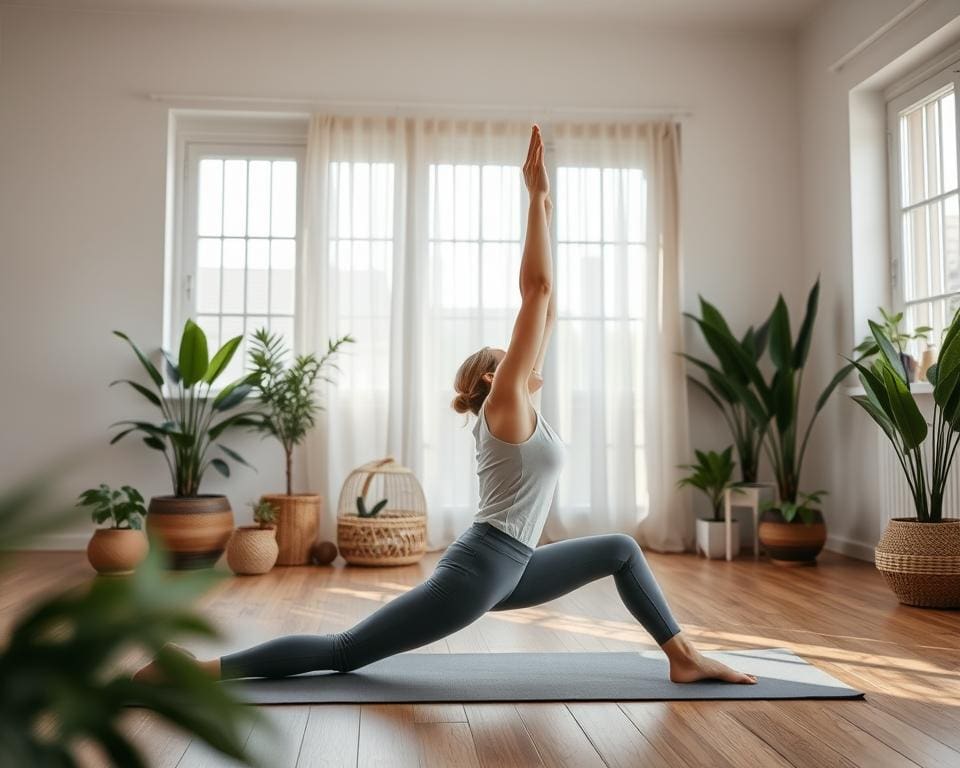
[{"x1": 146, "y1": 92, "x2": 693, "y2": 120}]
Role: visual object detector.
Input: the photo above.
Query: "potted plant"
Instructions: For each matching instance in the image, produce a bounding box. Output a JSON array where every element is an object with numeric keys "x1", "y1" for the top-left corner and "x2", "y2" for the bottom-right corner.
[
  {"x1": 684, "y1": 300, "x2": 769, "y2": 484},
  {"x1": 678, "y1": 447, "x2": 741, "y2": 559},
  {"x1": 688, "y1": 280, "x2": 854, "y2": 564},
  {"x1": 850, "y1": 312, "x2": 960, "y2": 608},
  {"x1": 854, "y1": 307, "x2": 931, "y2": 383},
  {"x1": 248, "y1": 328, "x2": 353, "y2": 565},
  {"x1": 77, "y1": 483, "x2": 149, "y2": 575},
  {"x1": 111, "y1": 320, "x2": 262, "y2": 569},
  {"x1": 226, "y1": 500, "x2": 280, "y2": 576}
]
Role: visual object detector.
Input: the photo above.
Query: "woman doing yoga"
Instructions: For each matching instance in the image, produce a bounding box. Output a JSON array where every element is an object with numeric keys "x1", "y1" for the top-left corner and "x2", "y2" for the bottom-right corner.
[{"x1": 136, "y1": 126, "x2": 755, "y2": 686}]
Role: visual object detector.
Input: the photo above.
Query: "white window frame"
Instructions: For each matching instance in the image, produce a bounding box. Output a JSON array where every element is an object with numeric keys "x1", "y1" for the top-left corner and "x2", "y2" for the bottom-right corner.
[
  {"x1": 166, "y1": 114, "x2": 307, "y2": 363},
  {"x1": 887, "y1": 55, "x2": 960, "y2": 330}
]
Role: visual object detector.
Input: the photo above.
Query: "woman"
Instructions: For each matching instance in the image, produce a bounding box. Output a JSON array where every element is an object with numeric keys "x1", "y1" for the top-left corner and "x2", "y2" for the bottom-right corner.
[{"x1": 137, "y1": 126, "x2": 755, "y2": 686}]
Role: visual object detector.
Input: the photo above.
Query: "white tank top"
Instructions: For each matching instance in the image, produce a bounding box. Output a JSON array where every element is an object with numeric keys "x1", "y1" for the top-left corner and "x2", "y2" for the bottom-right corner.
[{"x1": 471, "y1": 400, "x2": 566, "y2": 547}]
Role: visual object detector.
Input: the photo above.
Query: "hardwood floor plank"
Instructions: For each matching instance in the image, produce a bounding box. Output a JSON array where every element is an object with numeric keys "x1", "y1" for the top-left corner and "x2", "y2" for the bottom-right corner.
[
  {"x1": 416, "y1": 722, "x2": 482, "y2": 768},
  {"x1": 357, "y1": 704, "x2": 419, "y2": 768},
  {"x1": 619, "y1": 701, "x2": 734, "y2": 767},
  {"x1": 464, "y1": 704, "x2": 544, "y2": 768},
  {"x1": 514, "y1": 703, "x2": 605, "y2": 768},
  {"x1": 244, "y1": 706, "x2": 310, "y2": 768},
  {"x1": 297, "y1": 705, "x2": 360, "y2": 768},
  {"x1": 835, "y1": 702, "x2": 960, "y2": 768},
  {"x1": 669, "y1": 703, "x2": 793, "y2": 768},
  {"x1": 567, "y1": 702, "x2": 670, "y2": 768},
  {"x1": 411, "y1": 703, "x2": 468, "y2": 723},
  {"x1": 176, "y1": 717, "x2": 256, "y2": 768},
  {"x1": 729, "y1": 702, "x2": 860, "y2": 768}
]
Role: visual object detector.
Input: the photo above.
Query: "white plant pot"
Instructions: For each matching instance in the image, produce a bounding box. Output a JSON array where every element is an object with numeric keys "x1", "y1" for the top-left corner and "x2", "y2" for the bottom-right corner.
[{"x1": 696, "y1": 518, "x2": 740, "y2": 560}]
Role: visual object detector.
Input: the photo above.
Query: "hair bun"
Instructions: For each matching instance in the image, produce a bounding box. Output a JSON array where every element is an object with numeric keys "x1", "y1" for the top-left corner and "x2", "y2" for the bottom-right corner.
[{"x1": 451, "y1": 392, "x2": 471, "y2": 414}]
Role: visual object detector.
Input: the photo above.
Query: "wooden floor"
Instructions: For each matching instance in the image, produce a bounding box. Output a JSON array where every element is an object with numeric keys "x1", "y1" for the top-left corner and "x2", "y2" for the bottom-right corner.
[{"x1": 4, "y1": 549, "x2": 960, "y2": 768}]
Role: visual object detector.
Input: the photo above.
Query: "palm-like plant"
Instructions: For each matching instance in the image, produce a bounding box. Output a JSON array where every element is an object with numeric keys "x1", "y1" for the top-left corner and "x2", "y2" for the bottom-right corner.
[
  {"x1": 111, "y1": 320, "x2": 262, "y2": 496},
  {"x1": 850, "y1": 310, "x2": 960, "y2": 522},
  {"x1": 687, "y1": 280, "x2": 853, "y2": 517},
  {"x1": 684, "y1": 299, "x2": 769, "y2": 483},
  {"x1": 248, "y1": 329, "x2": 353, "y2": 496},
  {"x1": 677, "y1": 447, "x2": 738, "y2": 521},
  {"x1": 0, "y1": 475, "x2": 263, "y2": 767}
]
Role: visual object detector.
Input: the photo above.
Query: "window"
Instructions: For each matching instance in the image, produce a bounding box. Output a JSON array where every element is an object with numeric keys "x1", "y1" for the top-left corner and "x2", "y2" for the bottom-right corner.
[
  {"x1": 555, "y1": 166, "x2": 648, "y2": 512},
  {"x1": 889, "y1": 64, "x2": 960, "y2": 348},
  {"x1": 174, "y1": 141, "x2": 304, "y2": 382}
]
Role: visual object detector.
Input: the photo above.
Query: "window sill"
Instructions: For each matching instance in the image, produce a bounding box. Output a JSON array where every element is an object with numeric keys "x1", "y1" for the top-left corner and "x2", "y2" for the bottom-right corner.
[{"x1": 846, "y1": 381, "x2": 933, "y2": 396}]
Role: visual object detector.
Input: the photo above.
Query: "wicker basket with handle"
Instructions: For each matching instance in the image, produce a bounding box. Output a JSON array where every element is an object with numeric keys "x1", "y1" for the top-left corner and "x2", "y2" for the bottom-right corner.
[{"x1": 336, "y1": 458, "x2": 427, "y2": 566}]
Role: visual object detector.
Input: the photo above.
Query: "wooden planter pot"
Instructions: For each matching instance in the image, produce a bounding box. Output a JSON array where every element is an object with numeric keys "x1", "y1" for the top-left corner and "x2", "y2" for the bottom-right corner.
[
  {"x1": 758, "y1": 508, "x2": 826, "y2": 565},
  {"x1": 146, "y1": 495, "x2": 234, "y2": 570},
  {"x1": 226, "y1": 526, "x2": 279, "y2": 575},
  {"x1": 875, "y1": 518, "x2": 960, "y2": 608},
  {"x1": 86, "y1": 528, "x2": 148, "y2": 575},
  {"x1": 261, "y1": 494, "x2": 321, "y2": 566}
]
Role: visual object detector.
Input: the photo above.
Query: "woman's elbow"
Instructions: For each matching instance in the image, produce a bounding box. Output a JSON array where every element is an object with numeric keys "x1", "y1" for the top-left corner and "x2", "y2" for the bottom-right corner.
[{"x1": 521, "y1": 279, "x2": 552, "y2": 299}]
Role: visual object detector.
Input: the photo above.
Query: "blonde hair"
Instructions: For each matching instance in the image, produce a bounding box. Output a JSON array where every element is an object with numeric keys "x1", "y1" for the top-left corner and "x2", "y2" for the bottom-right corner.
[{"x1": 451, "y1": 346, "x2": 499, "y2": 415}]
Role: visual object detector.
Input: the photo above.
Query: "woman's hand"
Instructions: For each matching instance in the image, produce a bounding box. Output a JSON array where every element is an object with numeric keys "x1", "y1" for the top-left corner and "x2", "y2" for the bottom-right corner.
[{"x1": 523, "y1": 125, "x2": 549, "y2": 198}]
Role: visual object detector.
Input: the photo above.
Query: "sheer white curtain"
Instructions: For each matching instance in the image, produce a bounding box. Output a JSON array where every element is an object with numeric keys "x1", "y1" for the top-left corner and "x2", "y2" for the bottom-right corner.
[
  {"x1": 543, "y1": 122, "x2": 690, "y2": 551},
  {"x1": 301, "y1": 115, "x2": 689, "y2": 551}
]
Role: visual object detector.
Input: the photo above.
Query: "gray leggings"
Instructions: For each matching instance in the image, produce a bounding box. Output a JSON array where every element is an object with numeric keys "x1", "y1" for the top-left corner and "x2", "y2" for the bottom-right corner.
[{"x1": 220, "y1": 522, "x2": 681, "y2": 679}]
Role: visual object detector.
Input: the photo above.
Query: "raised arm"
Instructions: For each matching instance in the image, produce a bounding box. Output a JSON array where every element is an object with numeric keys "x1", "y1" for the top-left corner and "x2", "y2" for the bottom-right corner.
[{"x1": 486, "y1": 126, "x2": 553, "y2": 442}]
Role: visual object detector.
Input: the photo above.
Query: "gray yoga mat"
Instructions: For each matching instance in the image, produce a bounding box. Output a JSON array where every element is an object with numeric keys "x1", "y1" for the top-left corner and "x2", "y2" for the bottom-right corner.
[{"x1": 223, "y1": 648, "x2": 864, "y2": 704}]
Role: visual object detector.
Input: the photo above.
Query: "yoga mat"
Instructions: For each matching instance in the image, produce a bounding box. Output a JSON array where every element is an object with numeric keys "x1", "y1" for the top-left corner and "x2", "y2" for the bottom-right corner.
[{"x1": 223, "y1": 648, "x2": 864, "y2": 704}]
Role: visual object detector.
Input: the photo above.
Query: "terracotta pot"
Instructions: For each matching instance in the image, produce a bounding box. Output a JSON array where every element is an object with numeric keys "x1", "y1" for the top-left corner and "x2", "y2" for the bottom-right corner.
[
  {"x1": 261, "y1": 494, "x2": 321, "y2": 566},
  {"x1": 758, "y1": 508, "x2": 826, "y2": 565},
  {"x1": 86, "y1": 528, "x2": 148, "y2": 575},
  {"x1": 146, "y1": 495, "x2": 234, "y2": 570},
  {"x1": 875, "y1": 518, "x2": 960, "y2": 608},
  {"x1": 226, "y1": 526, "x2": 279, "y2": 576}
]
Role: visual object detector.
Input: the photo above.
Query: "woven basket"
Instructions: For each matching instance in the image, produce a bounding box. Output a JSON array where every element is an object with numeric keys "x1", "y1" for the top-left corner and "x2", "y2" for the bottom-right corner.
[
  {"x1": 226, "y1": 526, "x2": 279, "y2": 576},
  {"x1": 875, "y1": 518, "x2": 960, "y2": 608},
  {"x1": 337, "y1": 458, "x2": 427, "y2": 566}
]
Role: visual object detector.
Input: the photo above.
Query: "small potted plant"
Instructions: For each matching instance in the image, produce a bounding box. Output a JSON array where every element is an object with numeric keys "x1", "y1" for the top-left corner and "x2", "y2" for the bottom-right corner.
[
  {"x1": 77, "y1": 484, "x2": 149, "y2": 575},
  {"x1": 226, "y1": 500, "x2": 280, "y2": 576},
  {"x1": 854, "y1": 307, "x2": 931, "y2": 383},
  {"x1": 850, "y1": 312, "x2": 960, "y2": 608},
  {"x1": 248, "y1": 328, "x2": 353, "y2": 565},
  {"x1": 678, "y1": 447, "x2": 741, "y2": 559},
  {"x1": 111, "y1": 320, "x2": 262, "y2": 569}
]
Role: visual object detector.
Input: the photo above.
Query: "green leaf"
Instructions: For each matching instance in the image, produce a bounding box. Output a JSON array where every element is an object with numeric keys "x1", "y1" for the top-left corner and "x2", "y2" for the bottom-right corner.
[
  {"x1": 869, "y1": 319, "x2": 907, "y2": 383},
  {"x1": 814, "y1": 363, "x2": 854, "y2": 414},
  {"x1": 927, "y1": 363, "x2": 939, "y2": 386},
  {"x1": 768, "y1": 296, "x2": 792, "y2": 371},
  {"x1": 143, "y1": 436, "x2": 166, "y2": 451},
  {"x1": 792, "y1": 279, "x2": 819, "y2": 369},
  {"x1": 204, "y1": 335, "x2": 242, "y2": 385},
  {"x1": 213, "y1": 381, "x2": 252, "y2": 412},
  {"x1": 109, "y1": 378, "x2": 162, "y2": 407},
  {"x1": 114, "y1": 331, "x2": 164, "y2": 388},
  {"x1": 210, "y1": 458, "x2": 230, "y2": 478},
  {"x1": 178, "y1": 320, "x2": 209, "y2": 388},
  {"x1": 771, "y1": 368, "x2": 795, "y2": 433},
  {"x1": 881, "y1": 364, "x2": 927, "y2": 450},
  {"x1": 851, "y1": 395, "x2": 897, "y2": 441},
  {"x1": 217, "y1": 444, "x2": 254, "y2": 470},
  {"x1": 162, "y1": 350, "x2": 181, "y2": 384}
]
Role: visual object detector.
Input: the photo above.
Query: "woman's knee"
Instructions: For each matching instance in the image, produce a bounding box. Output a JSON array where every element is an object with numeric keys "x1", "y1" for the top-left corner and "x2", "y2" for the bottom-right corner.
[{"x1": 606, "y1": 533, "x2": 642, "y2": 562}]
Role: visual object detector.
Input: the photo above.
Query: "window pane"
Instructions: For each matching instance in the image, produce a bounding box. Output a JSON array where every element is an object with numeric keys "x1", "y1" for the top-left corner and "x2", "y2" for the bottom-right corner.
[
  {"x1": 271, "y1": 160, "x2": 297, "y2": 237},
  {"x1": 371, "y1": 162, "x2": 395, "y2": 239},
  {"x1": 220, "y1": 315, "x2": 245, "y2": 381},
  {"x1": 901, "y1": 107, "x2": 926, "y2": 207},
  {"x1": 925, "y1": 99, "x2": 943, "y2": 199},
  {"x1": 270, "y1": 239, "x2": 296, "y2": 315},
  {"x1": 196, "y1": 315, "x2": 220, "y2": 353},
  {"x1": 247, "y1": 160, "x2": 271, "y2": 237},
  {"x1": 481, "y1": 242, "x2": 521, "y2": 311},
  {"x1": 942, "y1": 91, "x2": 957, "y2": 193},
  {"x1": 482, "y1": 165, "x2": 521, "y2": 241},
  {"x1": 946, "y1": 194, "x2": 960, "y2": 294},
  {"x1": 221, "y1": 238, "x2": 246, "y2": 314},
  {"x1": 196, "y1": 238, "x2": 221, "y2": 314},
  {"x1": 223, "y1": 159, "x2": 247, "y2": 237},
  {"x1": 246, "y1": 238, "x2": 270, "y2": 314},
  {"x1": 197, "y1": 159, "x2": 223, "y2": 237}
]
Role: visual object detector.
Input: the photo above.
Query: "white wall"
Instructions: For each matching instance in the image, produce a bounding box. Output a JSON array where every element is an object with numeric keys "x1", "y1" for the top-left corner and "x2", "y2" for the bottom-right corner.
[
  {"x1": 797, "y1": 0, "x2": 960, "y2": 560},
  {"x1": 0, "y1": 6, "x2": 803, "y2": 545}
]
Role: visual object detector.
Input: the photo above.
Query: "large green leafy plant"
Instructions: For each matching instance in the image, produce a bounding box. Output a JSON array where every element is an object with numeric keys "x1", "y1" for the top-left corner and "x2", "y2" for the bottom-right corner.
[
  {"x1": 684, "y1": 301, "x2": 769, "y2": 483},
  {"x1": 677, "y1": 447, "x2": 738, "y2": 521},
  {"x1": 850, "y1": 310, "x2": 960, "y2": 522},
  {"x1": 112, "y1": 320, "x2": 262, "y2": 496},
  {"x1": 248, "y1": 328, "x2": 353, "y2": 496},
  {"x1": 0, "y1": 474, "x2": 263, "y2": 767},
  {"x1": 687, "y1": 280, "x2": 852, "y2": 522}
]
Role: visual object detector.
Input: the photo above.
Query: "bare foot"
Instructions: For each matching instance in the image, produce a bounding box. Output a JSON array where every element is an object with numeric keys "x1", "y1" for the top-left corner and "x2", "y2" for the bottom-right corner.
[
  {"x1": 662, "y1": 633, "x2": 757, "y2": 685},
  {"x1": 132, "y1": 643, "x2": 218, "y2": 683},
  {"x1": 668, "y1": 651, "x2": 757, "y2": 684}
]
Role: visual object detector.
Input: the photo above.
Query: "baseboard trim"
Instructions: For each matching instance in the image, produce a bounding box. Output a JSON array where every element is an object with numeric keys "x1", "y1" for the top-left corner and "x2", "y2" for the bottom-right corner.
[
  {"x1": 825, "y1": 534, "x2": 875, "y2": 563},
  {"x1": 17, "y1": 532, "x2": 90, "y2": 551}
]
